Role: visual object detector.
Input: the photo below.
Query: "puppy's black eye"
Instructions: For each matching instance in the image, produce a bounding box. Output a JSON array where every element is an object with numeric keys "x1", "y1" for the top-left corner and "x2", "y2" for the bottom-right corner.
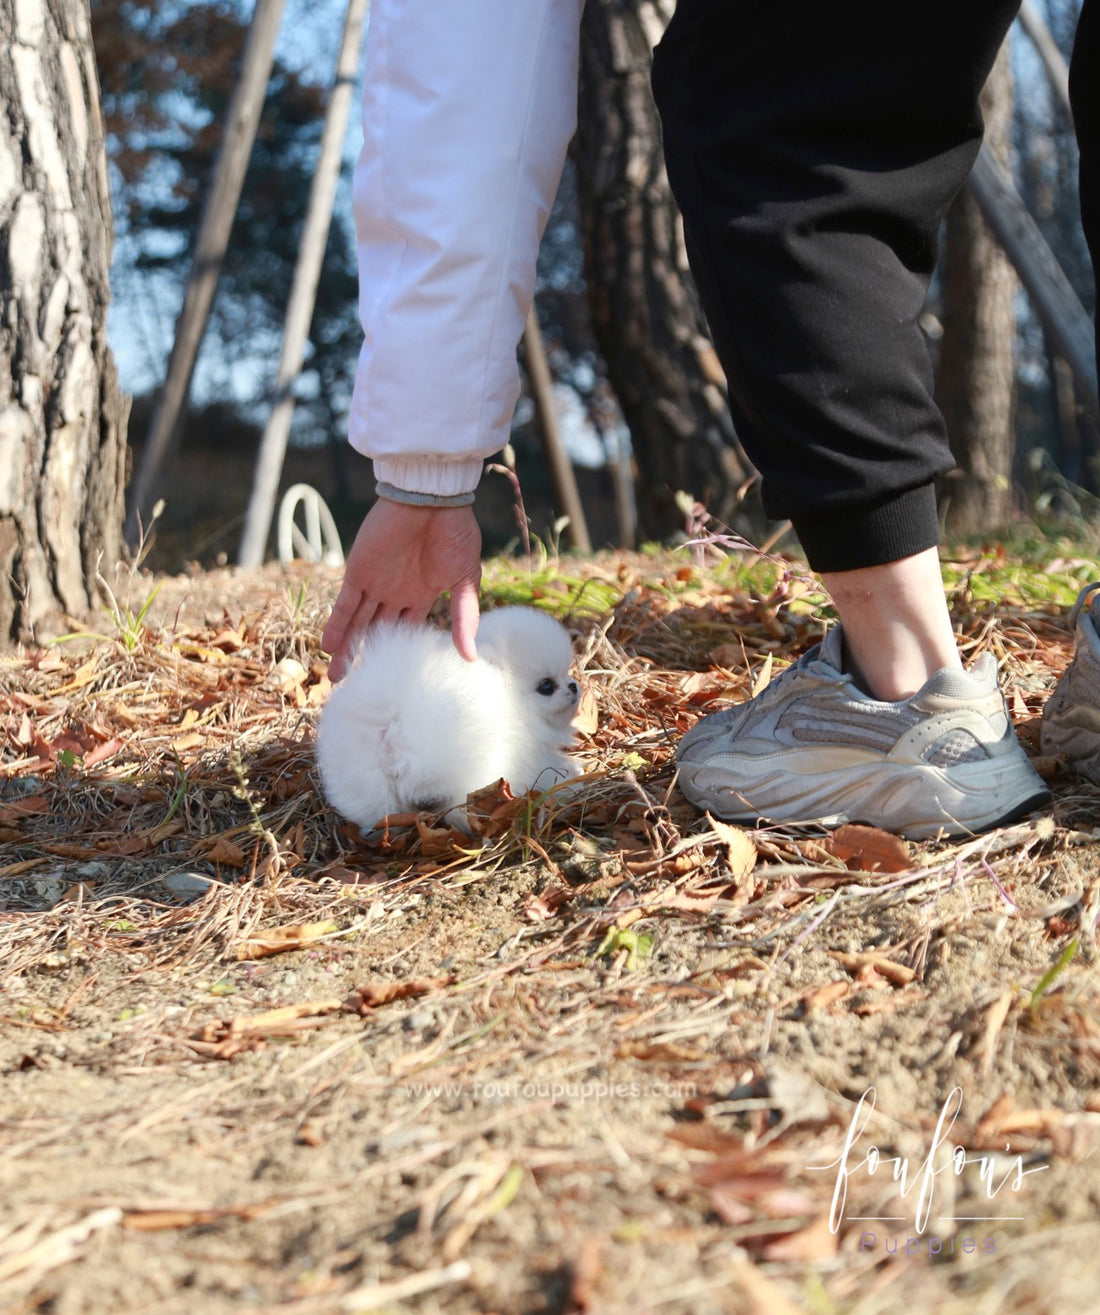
[{"x1": 536, "y1": 678, "x2": 557, "y2": 696}]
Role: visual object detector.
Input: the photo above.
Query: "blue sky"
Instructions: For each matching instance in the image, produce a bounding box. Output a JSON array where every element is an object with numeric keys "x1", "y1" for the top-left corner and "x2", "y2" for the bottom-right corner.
[{"x1": 106, "y1": 0, "x2": 362, "y2": 401}]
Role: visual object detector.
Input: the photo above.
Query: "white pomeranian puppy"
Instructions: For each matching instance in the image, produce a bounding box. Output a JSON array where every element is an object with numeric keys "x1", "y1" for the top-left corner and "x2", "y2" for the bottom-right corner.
[{"x1": 316, "y1": 606, "x2": 580, "y2": 831}]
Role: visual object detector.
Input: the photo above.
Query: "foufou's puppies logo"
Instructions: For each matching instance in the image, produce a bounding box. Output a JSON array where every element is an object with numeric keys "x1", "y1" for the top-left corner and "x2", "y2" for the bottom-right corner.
[{"x1": 807, "y1": 1087, "x2": 1048, "y2": 1252}]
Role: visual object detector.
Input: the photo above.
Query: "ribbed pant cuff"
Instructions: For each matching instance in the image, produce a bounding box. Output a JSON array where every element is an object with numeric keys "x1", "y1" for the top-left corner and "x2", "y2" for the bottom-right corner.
[{"x1": 791, "y1": 482, "x2": 941, "y2": 574}]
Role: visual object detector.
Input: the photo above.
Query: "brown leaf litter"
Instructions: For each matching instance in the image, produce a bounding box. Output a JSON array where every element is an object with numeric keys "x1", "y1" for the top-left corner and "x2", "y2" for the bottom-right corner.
[{"x1": 1, "y1": 549, "x2": 1099, "y2": 1313}]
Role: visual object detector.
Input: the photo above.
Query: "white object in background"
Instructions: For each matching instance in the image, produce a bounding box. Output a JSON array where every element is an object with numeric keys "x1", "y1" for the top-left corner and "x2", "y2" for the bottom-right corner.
[{"x1": 277, "y1": 484, "x2": 344, "y2": 566}]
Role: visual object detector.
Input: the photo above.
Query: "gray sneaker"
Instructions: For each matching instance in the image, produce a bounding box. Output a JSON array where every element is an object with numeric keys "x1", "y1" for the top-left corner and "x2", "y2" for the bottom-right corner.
[
  {"x1": 1040, "y1": 582, "x2": 1100, "y2": 784},
  {"x1": 677, "y1": 627, "x2": 1051, "y2": 840}
]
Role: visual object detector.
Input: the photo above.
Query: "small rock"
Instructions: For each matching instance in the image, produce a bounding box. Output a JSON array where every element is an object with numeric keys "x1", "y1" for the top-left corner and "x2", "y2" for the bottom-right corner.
[
  {"x1": 164, "y1": 872, "x2": 215, "y2": 902},
  {"x1": 8, "y1": 776, "x2": 46, "y2": 797},
  {"x1": 404, "y1": 1008, "x2": 435, "y2": 1032},
  {"x1": 32, "y1": 877, "x2": 65, "y2": 906},
  {"x1": 374, "y1": 1124, "x2": 441, "y2": 1155}
]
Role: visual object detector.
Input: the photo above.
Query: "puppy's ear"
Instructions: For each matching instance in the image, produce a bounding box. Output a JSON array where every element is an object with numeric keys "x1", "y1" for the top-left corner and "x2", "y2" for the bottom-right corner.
[
  {"x1": 474, "y1": 626, "x2": 517, "y2": 673},
  {"x1": 477, "y1": 648, "x2": 509, "y2": 673}
]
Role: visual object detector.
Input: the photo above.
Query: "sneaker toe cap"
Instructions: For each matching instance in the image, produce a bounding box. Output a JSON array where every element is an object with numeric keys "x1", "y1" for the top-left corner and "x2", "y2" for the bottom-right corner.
[{"x1": 678, "y1": 726, "x2": 727, "y2": 763}]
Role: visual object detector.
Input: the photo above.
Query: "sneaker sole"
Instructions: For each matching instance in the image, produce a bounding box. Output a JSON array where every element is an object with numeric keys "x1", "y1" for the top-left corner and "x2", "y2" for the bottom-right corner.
[{"x1": 678, "y1": 753, "x2": 1051, "y2": 840}]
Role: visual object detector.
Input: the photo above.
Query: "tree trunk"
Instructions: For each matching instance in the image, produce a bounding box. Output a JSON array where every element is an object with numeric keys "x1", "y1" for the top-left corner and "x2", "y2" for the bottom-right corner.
[
  {"x1": 238, "y1": 0, "x2": 366, "y2": 569},
  {"x1": 938, "y1": 43, "x2": 1017, "y2": 533},
  {"x1": 575, "y1": 0, "x2": 755, "y2": 542},
  {"x1": 0, "y1": 0, "x2": 127, "y2": 644},
  {"x1": 126, "y1": 0, "x2": 287, "y2": 542}
]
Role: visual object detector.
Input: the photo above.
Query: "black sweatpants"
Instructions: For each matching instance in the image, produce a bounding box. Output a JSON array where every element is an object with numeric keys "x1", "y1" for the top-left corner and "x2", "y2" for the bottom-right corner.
[{"x1": 651, "y1": 0, "x2": 1098, "y2": 572}]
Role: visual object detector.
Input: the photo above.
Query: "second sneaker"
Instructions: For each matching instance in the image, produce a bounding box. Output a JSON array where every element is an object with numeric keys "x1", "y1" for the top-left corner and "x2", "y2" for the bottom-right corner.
[{"x1": 1041, "y1": 582, "x2": 1100, "y2": 785}]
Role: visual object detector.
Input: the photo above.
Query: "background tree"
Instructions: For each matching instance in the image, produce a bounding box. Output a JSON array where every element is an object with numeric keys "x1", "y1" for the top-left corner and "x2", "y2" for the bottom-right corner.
[
  {"x1": 937, "y1": 44, "x2": 1019, "y2": 533},
  {"x1": 92, "y1": 0, "x2": 360, "y2": 460},
  {"x1": 1014, "y1": 0, "x2": 1098, "y2": 503},
  {"x1": 0, "y1": 0, "x2": 127, "y2": 642},
  {"x1": 84, "y1": 0, "x2": 1095, "y2": 563},
  {"x1": 575, "y1": 0, "x2": 757, "y2": 541}
]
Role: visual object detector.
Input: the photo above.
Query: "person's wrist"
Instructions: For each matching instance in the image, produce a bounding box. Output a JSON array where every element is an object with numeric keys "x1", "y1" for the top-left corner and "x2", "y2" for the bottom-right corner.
[{"x1": 375, "y1": 482, "x2": 476, "y2": 509}]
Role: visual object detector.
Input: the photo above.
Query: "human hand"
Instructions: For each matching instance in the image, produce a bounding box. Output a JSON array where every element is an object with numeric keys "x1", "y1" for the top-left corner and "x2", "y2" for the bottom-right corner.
[{"x1": 322, "y1": 499, "x2": 482, "y2": 681}]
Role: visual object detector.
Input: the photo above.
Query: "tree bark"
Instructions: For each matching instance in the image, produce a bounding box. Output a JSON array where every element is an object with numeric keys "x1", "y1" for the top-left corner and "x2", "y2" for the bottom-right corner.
[
  {"x1": 938, "y1": 43, "x2": 1017, "y2": 533},
  {"x1": 575, "y1": 0, "x2": 755, "y2": 541},
  {"x1": 0, "y1": 0, "x2": 127, "y2": 643}
]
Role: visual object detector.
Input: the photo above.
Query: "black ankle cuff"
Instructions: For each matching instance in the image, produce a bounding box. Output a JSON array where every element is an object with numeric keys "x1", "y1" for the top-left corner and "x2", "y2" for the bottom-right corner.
[{"x1": 791, "y1": 483, "x2": 940, "y2": 574}]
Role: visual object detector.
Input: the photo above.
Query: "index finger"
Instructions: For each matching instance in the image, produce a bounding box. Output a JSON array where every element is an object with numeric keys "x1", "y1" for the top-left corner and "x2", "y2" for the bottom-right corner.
[{"x1": 323, "y1": 590, "x2": 376, "y2": 681}]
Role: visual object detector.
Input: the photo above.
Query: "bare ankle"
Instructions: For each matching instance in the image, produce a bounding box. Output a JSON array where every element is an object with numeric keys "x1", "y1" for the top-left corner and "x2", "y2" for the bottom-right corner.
[{"x1": 821, "y1": 548, "x2": 962, "y2": 701}]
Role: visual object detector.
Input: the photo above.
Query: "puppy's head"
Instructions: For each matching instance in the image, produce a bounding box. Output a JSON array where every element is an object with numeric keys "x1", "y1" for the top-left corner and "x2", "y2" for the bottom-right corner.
[{"x1": 476, "y1": 607, "x2": 579, "y2": 729}]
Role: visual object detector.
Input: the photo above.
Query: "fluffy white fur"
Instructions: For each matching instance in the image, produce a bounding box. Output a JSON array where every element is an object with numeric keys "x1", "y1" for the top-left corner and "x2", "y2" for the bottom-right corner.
[{"x1": 317, "y1": 606, "x2": 579, "y2": 831}]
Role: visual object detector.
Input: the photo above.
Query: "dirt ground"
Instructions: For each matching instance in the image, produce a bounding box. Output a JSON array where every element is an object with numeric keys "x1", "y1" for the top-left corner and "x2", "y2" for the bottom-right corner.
[{"x1": 1, "y1": 550, "x2": 1098, "y2": 1314}]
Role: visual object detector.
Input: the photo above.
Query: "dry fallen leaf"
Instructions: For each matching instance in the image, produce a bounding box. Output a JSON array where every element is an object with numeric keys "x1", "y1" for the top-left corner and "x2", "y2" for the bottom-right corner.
[
  {"x1": 415, "y1": 816, "x2": 471, "y2": 857},
  {"x1": 573, "y1": 687, "x2": 599, "y2": 734},
  {"x1": 306, "y1": 673, "x2": 332, "y2": 705},
  {"x1": 820, "y1": 824, "x2": 915, "y2": 873},
  {"x1": 466, "y1": 778, "x2": 525, "y2": 837},
  {"x1": 105, "y1": 819, "x2": 184, "y2": 856},
  {"x1": 679, "y1": 671, "x2": 731, "y2": 706},
  {"x1": 750, "y1": 652, "x2": 774, "y2": 698},
  {"x1": 565, "y1": 1234, "x2": 602, "y2": 1313},
  {"x1": 668, "y1": 1124, "x2": 753, "y2": 1156},
  {"x1": 43, "y1": 842, "x2": 102, "y2": 860},
  {"x1": 708, "y1": 642, "x2": 745, "y2": 668},
  {"x1": 707, "y1": 814, "x2": 758, "y2": 881},
  {"x1": 347, "y1": 976, "x2": 454, "y2": 1013},
  {"x1": 321, "y1": 863, "x2": 390, "y2": 888},
  {"x1": 760, "y1": 1211, "x2": 838, "y2": 1262},
  {"x1": 194, "y1": 835, "x2": 248, "y2": 867},
  {"x1": 829, "y1": 950, "x2": 917, "y2": 986},
  {"x1": 235, "y1": 920, "x2": 340, "y2": 960},
  {"x1": 802, "y1": 979, "x2": 851, "y2": 1014},
  {"x1": 83, "y1": 736, "x2": 126, "y2": 767},
  {"x1": 614, "y1": 1039, "x2": 706, "y2": 1063},
  {"x1": 644, "y1": 881, "x2": 723, "y2": 914},
  {"x1": 0, "y1": 795, "x2": 49, "y2": 824},
  {"x1": 525, "y1": 885, "x2": 574, "y2": 921},
  {"x1": 974, "y1": 1095, "x2": 1070, "y2": 1153},
  {"x1": 185, "y1": 1000, "x2": 346, "y2": 1059},
  {"x1": 208, "y1": 626, "x2": 247, "y2": 653}
]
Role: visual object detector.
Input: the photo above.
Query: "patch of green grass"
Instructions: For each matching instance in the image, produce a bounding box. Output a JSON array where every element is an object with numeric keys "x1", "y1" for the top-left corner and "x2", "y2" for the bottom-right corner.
[
  {"x1": 595, "y1": 926, "x2": 654, "y2": 970},
  {"x1": 944, "y1": 561, "x2": 1092, "y2": 612},
  {"x1": 1029, "y1": 938, "x2": 1078, "y2": 1010},
  {"x1": 51, "y1": 577, "x2": 165, "y2": 652},
  {"x1": 480, "y1": 554, "x2": 623, "y2": 617},
  {"x1": 477, "y1": 521, "x2": 1097, "y2": 638},
  {"x1": 161, "y1": 751, "x2": 192, "y2": 827},
  {"x1": 286, "y1": 576, "x2": 312, "y2": 630}
]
